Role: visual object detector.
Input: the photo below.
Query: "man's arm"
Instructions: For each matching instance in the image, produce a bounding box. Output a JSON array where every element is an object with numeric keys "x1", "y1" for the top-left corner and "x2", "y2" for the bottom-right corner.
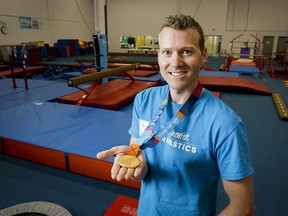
[{"x1": 218, "y1": 175, "x2": 255, "y2": 216}]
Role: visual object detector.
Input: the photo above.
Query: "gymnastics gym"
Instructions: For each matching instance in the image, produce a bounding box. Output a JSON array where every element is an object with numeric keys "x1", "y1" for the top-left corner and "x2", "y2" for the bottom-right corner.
[{"x1": 0, "y1": 0, "x2": 287, "y2": 215}]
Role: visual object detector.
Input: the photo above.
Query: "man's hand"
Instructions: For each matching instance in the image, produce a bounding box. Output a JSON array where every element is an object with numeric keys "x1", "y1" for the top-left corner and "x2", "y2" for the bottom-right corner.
[{"x1": 97, "y1": 145, "x2": 148, "y2": 182}]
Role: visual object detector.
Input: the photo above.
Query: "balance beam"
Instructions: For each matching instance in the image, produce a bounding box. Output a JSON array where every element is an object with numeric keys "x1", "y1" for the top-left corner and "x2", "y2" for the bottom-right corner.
[
  {"x1": 272, "y1": 93, "x2": 288, "y2": 120},
  {"x1": 108, "y1": 58, "x2": 158, "y2": 66},
  {"x1": 67, "y1": 63, "x2": 140, "y2": 87}
]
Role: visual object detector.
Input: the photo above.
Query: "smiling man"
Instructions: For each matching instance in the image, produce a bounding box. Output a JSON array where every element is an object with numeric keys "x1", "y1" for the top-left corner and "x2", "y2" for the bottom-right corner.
[{"x1": 97, "y1": 14, "x2": 255, "y2": 216}]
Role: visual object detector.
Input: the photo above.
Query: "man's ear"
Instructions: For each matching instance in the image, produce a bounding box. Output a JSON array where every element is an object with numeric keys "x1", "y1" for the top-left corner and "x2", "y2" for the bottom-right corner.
[{"x1": 201, "y1": 48, "x2": 208, "y2": 65}]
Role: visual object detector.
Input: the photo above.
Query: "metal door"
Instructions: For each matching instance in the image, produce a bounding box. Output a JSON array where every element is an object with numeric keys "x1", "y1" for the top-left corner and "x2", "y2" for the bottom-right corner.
[
  {"x1": 276, "y1": 36, "x2": 288, "y2": 53},
  {"x1": 262, "y1": 36, "x2": 274, "y2": 58}
]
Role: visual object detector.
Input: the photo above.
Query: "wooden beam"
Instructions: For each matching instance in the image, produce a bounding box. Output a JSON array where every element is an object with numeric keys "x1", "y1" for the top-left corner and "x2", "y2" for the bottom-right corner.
[
  {"x1": 272, "y1": 93, "x2": 288, "y2": 120},
  {"x1": 67, "y1": 63, "x2": 140, "y2": 87}
]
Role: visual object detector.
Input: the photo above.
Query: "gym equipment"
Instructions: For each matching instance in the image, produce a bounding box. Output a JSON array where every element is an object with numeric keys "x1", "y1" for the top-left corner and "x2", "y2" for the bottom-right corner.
[
  {"x1": 0, "y1": 102, "x2": 141, "y2": 189},
  {"x1": 0, "y1": 201, "x2": 72, "y2": 216},
  {"x1": 268, "y1": 57, "x2": 288, "y2": 78},
  {"x1": 199, "y1": 76, "x2": 272, "y2": 95},
  {"x1": 0, "y1": 45, "x2": 47, "y2": 89},
  {"x1": 82, "y1": 67, "x2": 158, "y2": 77},
  {"x1": 58, "y1": 64, "x2": 160, "y2": 110},
  {"x1": 272, "y1": 93, "x2": 288, "y2": 120}
]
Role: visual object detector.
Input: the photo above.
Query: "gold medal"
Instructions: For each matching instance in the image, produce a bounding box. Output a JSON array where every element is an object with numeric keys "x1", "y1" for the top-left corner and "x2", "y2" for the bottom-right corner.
[{"x1": 118, "y1": 154, "x2": 140, "y2": 168}]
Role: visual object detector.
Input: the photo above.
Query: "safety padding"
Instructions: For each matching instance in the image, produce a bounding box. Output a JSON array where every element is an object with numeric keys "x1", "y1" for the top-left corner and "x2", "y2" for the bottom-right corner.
[
  {"x1": 199, "y1": 76, "x2": 272, "y2": 95},
  {"x1": 69, "y1": 154, "x2": 141, "y2": 189},
  {"x1": 3, "y1": 138, "x2": 67, "y2": 170}
]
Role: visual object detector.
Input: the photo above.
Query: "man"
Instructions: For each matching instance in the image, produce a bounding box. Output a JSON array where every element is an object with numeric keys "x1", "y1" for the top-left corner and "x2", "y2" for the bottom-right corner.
[{"x1": 97, "y1": 14, "x2": 255, "y2": 215}]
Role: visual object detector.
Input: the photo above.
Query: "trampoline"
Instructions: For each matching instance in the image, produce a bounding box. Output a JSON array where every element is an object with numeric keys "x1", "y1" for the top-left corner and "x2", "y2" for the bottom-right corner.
[{"x1": 0, "y1": 201, "x2": 72, "y2": 216}]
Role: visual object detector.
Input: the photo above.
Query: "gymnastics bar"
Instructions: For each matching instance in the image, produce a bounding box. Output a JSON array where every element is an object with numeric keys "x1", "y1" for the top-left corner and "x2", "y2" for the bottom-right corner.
[
  {"x1": 75, "y1": 56, "x2": 158, "y2": 67},
  {"x1": 109, "y1": 52, "x2": 157, "y2": 57},
  {"x1": 108, "y1": 58, "x2": 158, "y2": 66},
  {"x1": 0, "y1": 66, "x2": 47, "y2": 78},
  {"x1": 0, "y1": 65, "x2": 47, "y2": 89},
  {"x1": 67, "y1": 63, "x2": 140, "y2": 87},
  {"x1": 83, "y1": 68, "x2": 158, "y2": 78}
]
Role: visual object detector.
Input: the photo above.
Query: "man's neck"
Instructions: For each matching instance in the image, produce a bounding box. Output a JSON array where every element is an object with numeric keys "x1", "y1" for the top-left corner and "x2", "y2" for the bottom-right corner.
[{"x1": 169, "y1": 82, "x2": 204, "y2": 104}]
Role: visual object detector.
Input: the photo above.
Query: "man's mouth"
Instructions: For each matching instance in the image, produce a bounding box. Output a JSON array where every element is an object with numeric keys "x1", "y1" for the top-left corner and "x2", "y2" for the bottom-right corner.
[{"x1": 169, "y1": 71, "x2": 186, "y2": 76}]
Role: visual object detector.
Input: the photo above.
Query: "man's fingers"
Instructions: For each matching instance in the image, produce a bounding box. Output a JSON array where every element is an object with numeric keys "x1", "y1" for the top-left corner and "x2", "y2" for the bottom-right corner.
[
  {"x1": 125, "y1": 168, "x2": 135, "y2": 180},
  {"x1": 111, "y1": 154, "x2": 122, "y2": 179},
  {"x1": 117, "y1": 167, "x2": 128, "y2": 181},
  {"x1": 96, "y1": 146, "x2": 128, "y2": 159}
]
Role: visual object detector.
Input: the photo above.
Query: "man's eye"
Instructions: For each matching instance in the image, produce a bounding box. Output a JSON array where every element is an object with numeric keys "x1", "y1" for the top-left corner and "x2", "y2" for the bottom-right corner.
[
  {"x1": 183, "y1": 50, "x2": 192, "y2": 55},
  {"x1": 162, "y1": 51, "x2": 172, "y2": 56}
]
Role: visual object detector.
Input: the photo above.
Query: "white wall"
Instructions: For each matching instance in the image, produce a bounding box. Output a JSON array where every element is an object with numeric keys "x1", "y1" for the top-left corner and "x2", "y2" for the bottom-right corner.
[
  {"x1": 0, "y1": 0, "x2": 287, "y2": 54},
  {"x1": 107, "y1": 0, "x2": 288, "y2": 54},
  {"x1": 107, "y1": 0, "x2": 178, "y2": 52},
  {"x1": 0, "y1": 0, "x2": 95, "y2": 46}
]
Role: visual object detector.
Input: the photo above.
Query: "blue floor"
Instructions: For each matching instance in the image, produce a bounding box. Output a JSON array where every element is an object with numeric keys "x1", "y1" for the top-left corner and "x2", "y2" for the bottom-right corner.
[
  {"x1": 0, "y1": 57, "x2": 288, "y2": 215},
  {"x1": 0, "y1": 154, "x2": 139, "y2": 216}
]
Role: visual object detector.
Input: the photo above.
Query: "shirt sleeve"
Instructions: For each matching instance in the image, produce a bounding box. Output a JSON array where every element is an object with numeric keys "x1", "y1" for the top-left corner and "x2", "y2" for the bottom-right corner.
[
  {"x1": 128, "y1": 93, "x2": 141, "y2": 138},
  {"x1": 216, "y1": 121, "x2": 254, "y2": 180}
]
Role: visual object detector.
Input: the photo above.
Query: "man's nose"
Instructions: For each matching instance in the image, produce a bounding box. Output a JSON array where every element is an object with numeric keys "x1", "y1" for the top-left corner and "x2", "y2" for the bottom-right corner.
[{"x1": 171, "y1": 54, "x2": 183, "y2": 67}]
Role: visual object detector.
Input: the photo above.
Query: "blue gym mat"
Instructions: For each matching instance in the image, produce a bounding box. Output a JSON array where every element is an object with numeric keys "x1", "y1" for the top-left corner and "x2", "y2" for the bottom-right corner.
[
  {"x1": 0, "y1": 78, "x2": 87, "y2": 111},
  {"x1": 0, "y1": 102, "x2": 132, "y2": 162},
  {"x1": 229, "y1": 65, "x2": 260, "y2": 75}
]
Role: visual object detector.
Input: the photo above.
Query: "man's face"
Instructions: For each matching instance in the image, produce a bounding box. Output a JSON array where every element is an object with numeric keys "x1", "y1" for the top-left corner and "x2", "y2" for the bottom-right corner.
[{"x1": 158, "y1": 27, "x2": 207, "y2": 94}]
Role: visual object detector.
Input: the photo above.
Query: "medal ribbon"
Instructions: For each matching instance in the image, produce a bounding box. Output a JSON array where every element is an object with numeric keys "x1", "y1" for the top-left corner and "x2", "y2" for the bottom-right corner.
[{"x1": 128, "y1": 82, "x2": 203, "y2": 156}]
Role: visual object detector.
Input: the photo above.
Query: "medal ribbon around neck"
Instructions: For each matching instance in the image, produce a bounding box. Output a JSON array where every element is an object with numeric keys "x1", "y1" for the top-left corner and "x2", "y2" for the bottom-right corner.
[{"x1": 119, "y1": 82, "x2": 203, "y2": 168}]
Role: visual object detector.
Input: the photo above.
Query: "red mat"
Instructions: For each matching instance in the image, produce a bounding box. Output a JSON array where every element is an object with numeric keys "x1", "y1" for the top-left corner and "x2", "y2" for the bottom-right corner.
[
  {"x1": 199, "y1": 76, "x2": 272, "y2": 95},
  {"x1": 58, "y1": 79, "x2": 160, "y2": 110},
  {"x1": 103, "y1": 196, "x2": 138, "y2": 216}
]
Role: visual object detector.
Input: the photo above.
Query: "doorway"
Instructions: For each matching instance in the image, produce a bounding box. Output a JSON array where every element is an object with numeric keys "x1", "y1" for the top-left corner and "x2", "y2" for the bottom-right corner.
[
  {"x1": 262, "y1": 36, "x2": 274, "y2": 58},
  {"x1": 205, "y1": 35, "x2": 222, "y2": 55},
  {"x1": 276, "y1": 36, "x2": 288, "y2": 53}
]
